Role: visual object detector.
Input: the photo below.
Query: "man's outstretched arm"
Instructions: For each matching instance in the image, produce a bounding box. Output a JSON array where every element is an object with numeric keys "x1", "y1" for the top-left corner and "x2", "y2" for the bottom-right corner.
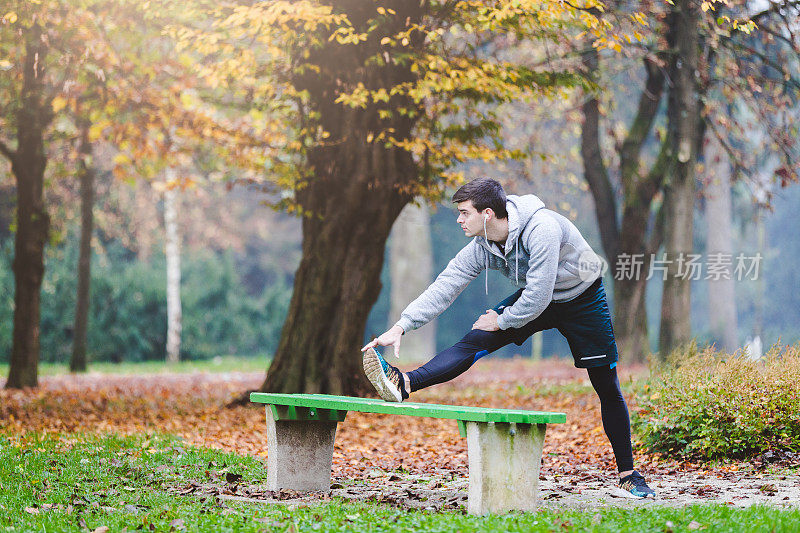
[
  {"x1": 395, "y1": 242, "x2": 484, "y2": 333},
  {"x1": 364, "y1": 241, "x2": 484, "y2": 358}
]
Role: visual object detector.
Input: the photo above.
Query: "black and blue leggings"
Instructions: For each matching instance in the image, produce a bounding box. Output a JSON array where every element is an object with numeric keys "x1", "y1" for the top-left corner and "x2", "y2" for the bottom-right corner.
[{"x1": 406, "y1": 278, "x2": 635, "y2": 473}]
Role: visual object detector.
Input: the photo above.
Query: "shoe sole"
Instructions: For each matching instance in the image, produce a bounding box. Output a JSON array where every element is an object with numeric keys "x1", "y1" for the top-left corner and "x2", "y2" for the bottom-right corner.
[
  {"x1": 610, "y1": 487, "x2": 656, "y2": 499},
  {"x1": 362, "y1": 347, "x2": 402, "y2": 402}
]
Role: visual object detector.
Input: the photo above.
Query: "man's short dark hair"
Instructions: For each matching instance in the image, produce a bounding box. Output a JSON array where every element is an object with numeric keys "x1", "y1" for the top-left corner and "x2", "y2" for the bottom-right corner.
[{"x1": 452, "y1": 178, "x2": 508, "y2": 219}]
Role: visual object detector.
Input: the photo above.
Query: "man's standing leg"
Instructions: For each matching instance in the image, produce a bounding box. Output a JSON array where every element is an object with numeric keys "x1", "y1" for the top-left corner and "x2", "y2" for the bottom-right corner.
[
  {"x1": 556, "y1": 279, "x2": 655, "y2": 498},
  {"x1": 586, "y1": 365, "x2": 633, "y2": 470}
]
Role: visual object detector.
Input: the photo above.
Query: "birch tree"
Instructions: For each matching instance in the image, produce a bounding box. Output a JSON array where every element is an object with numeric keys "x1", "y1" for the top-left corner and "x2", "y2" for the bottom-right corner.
[
  {"x1": 704, "y1": 131, "x2": 738, "y2": 351},
  {"x1": 163, "y1": 171, "x2": 182, "y2": 363}
]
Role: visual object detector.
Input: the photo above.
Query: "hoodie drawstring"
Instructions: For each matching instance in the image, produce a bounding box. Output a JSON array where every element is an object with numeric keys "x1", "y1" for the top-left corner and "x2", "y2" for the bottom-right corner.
[
  {"x1": 484, "y1": 218, "x2": 521, "y2": 295},
  {"x1": 483, "y1": 216, "x2": 489, "y2": 295}
]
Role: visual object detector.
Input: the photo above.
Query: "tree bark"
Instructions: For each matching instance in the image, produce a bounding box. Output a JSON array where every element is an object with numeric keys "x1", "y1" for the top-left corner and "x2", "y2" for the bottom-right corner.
[
  {"x1": 6, "y1": 25, "x2": 52, "y2": 389},
  {"x1": 704, "y1": 132, "x2": 738, "y2": 352},
  {"x1": 659, "y1": 0, "x2": 701, "y2": 356},
  {"x1": 164, "y1": 173, "x2": 182, "y2": 363},
  {"x1": 70, "y1": 120, "x2": 95, "y2": 373},
  {"x1": 261, "y1": 0, "x2": 421, "y2": 395},
  {"x1": 389, "y1": 203, "x2": 435, "y2": 362},
  {"x1": 261, "y1": 166, "x2": 411, "y2": 395}
]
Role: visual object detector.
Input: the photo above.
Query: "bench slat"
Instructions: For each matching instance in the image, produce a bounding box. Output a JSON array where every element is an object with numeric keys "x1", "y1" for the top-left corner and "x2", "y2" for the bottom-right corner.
[
  {"x1": 271, "y1": 405, "x2": 348, "y2": 422},
  {"x1": 250, "y1": 393, "x2": 566, "y2": 424}
]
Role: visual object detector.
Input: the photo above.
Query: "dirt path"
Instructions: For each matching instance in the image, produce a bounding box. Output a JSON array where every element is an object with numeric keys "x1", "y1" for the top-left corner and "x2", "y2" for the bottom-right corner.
[{"x1": 173, "y1": 467, "x2": 800, "y2": 514}]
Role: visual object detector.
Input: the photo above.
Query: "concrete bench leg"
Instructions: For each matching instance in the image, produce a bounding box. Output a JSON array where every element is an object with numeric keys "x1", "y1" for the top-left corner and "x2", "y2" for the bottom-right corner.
[
  {"x1": 265, "y1": 408, "x2": 338, "y2": 491},
  {"x1": 465, "y1": 421, "x2": 546, "y2": 515}
]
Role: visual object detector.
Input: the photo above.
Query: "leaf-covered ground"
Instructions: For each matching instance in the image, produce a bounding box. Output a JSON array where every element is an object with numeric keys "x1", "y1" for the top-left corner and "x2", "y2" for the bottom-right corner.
[
  {"x1": 2, "y1": 359, "x2": 798, "y2": 511},
  {"x1": 5, "y1": 432, "x2": 799, "y2": 533}
]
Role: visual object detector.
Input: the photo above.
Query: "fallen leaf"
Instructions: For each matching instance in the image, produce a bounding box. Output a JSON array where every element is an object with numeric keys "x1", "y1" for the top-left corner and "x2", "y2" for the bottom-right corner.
[{"x1": 225, "y1": 473, "x2": 242, "y2": 484}]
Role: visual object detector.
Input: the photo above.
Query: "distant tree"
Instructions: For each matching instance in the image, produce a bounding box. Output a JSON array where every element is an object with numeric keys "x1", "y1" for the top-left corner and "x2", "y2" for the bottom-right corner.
[
  {"x1": 163, "y1": 170, "x2": 182, "y2": 363},
  {"x1": 389, "y1": 203, "x2": 435, "y2": 362},
  {"x1": 70, "y1": 115, "x2": 95, "y2": 373},
  {"x1": 579, "y1": 0, "x2": 799, "y2": 359},
  {"x1": 0, "y1": 1, "x2": 227, "y2": 386},
  {"x1": 0, "y1": 3, "x2": 111, "y2": 387},
  {"x1": 704, "y1": 131, "x2": 738, "y2": 351}
]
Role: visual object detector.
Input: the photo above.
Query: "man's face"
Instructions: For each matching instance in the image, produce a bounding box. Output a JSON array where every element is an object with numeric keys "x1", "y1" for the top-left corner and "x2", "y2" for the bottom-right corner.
[{"x1": 456, "y1": 200, "x2": 486, "y2": 238}]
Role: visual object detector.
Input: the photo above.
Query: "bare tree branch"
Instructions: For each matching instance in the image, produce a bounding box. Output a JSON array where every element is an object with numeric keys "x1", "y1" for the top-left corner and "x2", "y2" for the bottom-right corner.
[
  {"x1": 0, "y1": 139, "x2": 15, "y2": 163},
  {"x1": 728, "y1": 40, "x2": 800, "y2": 91},
  {"x1": 580, "y1": 46, "x2": 620, "y2": 261}
]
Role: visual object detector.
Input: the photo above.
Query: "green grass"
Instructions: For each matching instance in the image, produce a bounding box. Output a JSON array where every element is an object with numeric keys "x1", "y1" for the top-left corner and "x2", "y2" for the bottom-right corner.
[
  {"x1": 2, "y1": 432, "x2": 799, "y2": 532},
  {"x1": 0, "y1": 354, "x2": 270, "y2": 377}
]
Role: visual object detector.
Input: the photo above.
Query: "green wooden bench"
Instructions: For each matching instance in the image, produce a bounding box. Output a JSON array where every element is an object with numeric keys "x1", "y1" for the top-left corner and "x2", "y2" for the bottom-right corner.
[{"x1": 250, "y1": 393, "x2": 566, "y2": 514}]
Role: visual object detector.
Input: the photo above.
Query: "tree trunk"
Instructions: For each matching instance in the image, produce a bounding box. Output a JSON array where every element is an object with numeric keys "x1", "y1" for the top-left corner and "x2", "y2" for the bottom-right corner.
[
  {"x1": 6, "y1": 25, "x2": 52, "y2": 389},
  {"x1": 704, "y1": 132, "x2": 738, "y2": 352},
  {"x1": 389, "y1": 203, "x2": 435, "y2": 362},
  {"x1": 614, "y1": 141, "x2": 670, "y2": 363},
  {"x1": 260, "y1": 0, "x2": 422, "y2": 395},
  {"x1": 659, "y1": 0, "x2": 701, "y2": 356},
  {"x1": 164, "y1": 175, "x2": 182, "y2": 363},
  {"x1": 531, "y1": 331, "x2": 543, "y2": 361},
  {"x1": 613, "y1": 277, "x2": 649, "y2": 362},
  {"x1": 70, "y1": 120, "x2": 95, "y2": 373},
  {"x1": 261, "y1": 170, "x2": 411, "y2": 395}
]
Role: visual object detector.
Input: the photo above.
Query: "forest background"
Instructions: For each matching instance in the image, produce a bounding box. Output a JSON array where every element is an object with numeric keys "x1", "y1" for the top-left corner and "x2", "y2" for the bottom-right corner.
[{"x1": 1, "y1": 0, "x2": 798, "y2": 384}]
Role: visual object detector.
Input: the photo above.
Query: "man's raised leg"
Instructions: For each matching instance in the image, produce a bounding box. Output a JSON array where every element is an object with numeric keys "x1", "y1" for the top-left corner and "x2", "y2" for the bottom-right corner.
[
  {"x1": 363, "y1": 328, "x2": 511, "y2": 402},
  {"x1": 364, "y1": 290, "x2": 552, "y2": 401},
  {"x1": 405, "y1": 328, "x2": 512, "y2": 393}
]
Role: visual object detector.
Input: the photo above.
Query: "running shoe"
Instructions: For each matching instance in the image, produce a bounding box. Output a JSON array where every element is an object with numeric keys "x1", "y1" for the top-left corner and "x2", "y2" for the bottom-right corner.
[
  {"x1": 613, "y1": 471, "x2": 656, "y2": 499},
  {"x1": 362, "y1": 347, "x2": 408, "y2": 402}
]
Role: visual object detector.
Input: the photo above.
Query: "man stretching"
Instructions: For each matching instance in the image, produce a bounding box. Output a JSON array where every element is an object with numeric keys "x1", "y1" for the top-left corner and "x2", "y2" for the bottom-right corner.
[{"x1": 362, "y1": 177, "x2": 655, "y2": 499}]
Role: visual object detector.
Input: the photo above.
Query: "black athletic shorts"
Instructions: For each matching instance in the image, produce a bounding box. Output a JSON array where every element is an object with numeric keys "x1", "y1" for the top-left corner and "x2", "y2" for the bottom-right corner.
[{"x1": 494, "y1": 277, "x2": 619, "y2": 368}]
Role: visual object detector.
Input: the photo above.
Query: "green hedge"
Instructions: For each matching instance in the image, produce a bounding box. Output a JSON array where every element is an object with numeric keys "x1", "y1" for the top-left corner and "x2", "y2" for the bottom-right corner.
[
  {"x1": 634, "y1": 344, "x2": 800, "y2": 460},
  {"x1": 0, "y1": 239, "x2": 291, "y2": 363}
]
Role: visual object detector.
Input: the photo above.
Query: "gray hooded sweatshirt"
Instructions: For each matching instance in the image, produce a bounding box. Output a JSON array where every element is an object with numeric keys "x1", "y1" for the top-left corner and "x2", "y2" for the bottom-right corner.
[{"x1": 394, "y1": 194, "x2": 602, "y2": 333}]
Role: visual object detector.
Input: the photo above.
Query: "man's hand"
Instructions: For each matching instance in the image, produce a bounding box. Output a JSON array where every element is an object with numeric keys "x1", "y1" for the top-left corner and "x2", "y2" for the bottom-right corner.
[
  {"x1": 361, "y1": 325, "x2": 404, "y2": 359},
  {"x1": 472, "y1": 309, "x2": 500, "y2": 331}
]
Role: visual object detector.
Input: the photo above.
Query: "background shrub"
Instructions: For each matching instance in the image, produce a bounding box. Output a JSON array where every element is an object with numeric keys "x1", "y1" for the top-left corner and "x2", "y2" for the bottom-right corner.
[
  {"x1": 633, "y1": 344, "x2": 800, "y2": 460},
  {"x1": 0, "y1": 238, "x2": 291, "y2": 364}
]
